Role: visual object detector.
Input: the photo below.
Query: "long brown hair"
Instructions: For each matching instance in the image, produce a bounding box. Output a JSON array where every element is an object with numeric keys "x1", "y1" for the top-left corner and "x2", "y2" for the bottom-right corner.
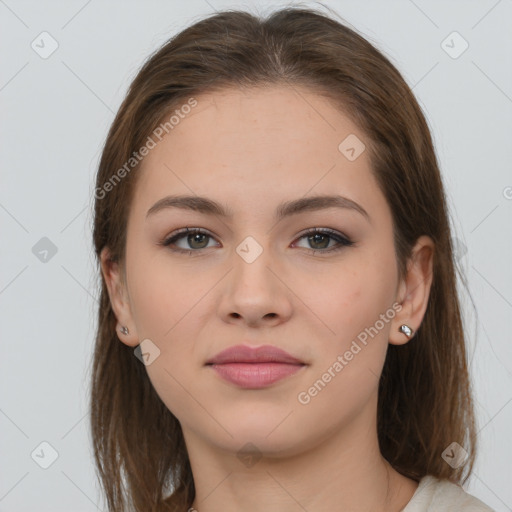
[{"x1": 90, "y1": 5, "x2": 478, "y2": 511}]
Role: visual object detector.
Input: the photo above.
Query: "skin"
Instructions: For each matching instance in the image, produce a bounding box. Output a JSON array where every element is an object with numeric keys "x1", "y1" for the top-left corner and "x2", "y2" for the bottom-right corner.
[{"x1": 101, "y1": 86, "x2": 434, "y2": 512}]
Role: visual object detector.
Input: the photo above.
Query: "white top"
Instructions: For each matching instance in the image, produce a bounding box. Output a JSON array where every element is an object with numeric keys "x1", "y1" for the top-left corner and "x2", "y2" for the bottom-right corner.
[{"x1": 402, "y1": 475, "x2": 494, "y2": 511}]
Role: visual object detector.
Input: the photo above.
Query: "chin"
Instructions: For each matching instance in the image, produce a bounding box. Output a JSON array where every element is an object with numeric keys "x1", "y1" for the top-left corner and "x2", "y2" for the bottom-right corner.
[
  {"x1": 210, "y1": 411, "x2": 307, "y2": 453},
  {"x1": 217, "y1": 429, "x2": 307, "y2": 460}
]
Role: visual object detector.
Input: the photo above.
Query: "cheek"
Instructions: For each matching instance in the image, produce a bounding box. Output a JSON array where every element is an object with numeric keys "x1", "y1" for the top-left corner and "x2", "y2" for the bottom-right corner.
[
  {"x1": 126, "y1": 247, "x2": 212, "y2": 388},
  {"x1": 301, "y1": 251, "x2": 398, "y2": 405},
  {"x1": 127, "y1": 253, "x2": 207, "y2": 421},
  {"x1": 126, "y1": 245, "x2": 204, "y2": 340},
  {"x1": 304, "y1": 256, "x2": 396, "y2": 344},
  {"x1": 294, "y1": 263, "x2": 395, "y2": 423}
]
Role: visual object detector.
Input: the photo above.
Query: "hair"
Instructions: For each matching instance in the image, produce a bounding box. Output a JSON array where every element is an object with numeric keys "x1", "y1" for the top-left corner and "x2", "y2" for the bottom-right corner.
[{"x1": 90, "y1": 5, "x2": 478, "y2": 512}]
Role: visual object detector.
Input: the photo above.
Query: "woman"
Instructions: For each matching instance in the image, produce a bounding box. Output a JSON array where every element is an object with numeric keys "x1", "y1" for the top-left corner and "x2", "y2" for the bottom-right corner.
[{"x1": 90, "y1": 6, "x2": 494, "y2": 511}]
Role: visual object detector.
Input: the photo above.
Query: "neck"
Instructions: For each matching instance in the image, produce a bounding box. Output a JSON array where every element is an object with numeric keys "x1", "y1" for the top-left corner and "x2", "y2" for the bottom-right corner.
[{"x1": 183, "y1": 402, "x2": 418, "y2": 512}]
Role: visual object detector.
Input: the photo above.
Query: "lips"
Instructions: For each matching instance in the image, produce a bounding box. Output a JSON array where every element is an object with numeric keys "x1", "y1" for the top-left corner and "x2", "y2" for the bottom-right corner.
[
  {"x1": 205, "y1": 344, "x2": 306, "y2": 389},
  {"x1": 205, "y1": 344, "x2": 304, "y2": 365}
]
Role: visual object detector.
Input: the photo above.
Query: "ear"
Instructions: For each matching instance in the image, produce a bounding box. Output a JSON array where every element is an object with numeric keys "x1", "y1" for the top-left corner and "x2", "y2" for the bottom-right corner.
[
  {"x1": 389, "y1": 235, "x2": 435, "y2": 346},
  {"x1": 99, "y1": 246, "x2": 140, "y2": 347}
]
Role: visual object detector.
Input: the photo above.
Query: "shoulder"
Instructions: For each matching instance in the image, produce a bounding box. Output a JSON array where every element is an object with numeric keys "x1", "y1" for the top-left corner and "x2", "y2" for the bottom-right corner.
[{"x1": 402, "y1": 475, "x2": 495, "y2": 512}]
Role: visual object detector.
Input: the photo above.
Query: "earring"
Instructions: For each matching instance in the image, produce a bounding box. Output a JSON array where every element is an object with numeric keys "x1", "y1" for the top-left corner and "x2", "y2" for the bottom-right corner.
[
  {"x1": 398, "y1": 324, "x2": 414, "y2": 338},
  {"x1": 119, "y1": 325, "x2": 129, "y2": 335}
]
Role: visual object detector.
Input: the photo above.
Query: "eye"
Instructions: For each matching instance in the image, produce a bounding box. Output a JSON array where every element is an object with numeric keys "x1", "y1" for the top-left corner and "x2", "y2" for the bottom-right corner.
[
  {"x1": 293, "y1": 228, "x2": 354, "y2": 255},
  {"x1": 160, "y1": 227, "x2": 218, "y2": 254},
  {"x1": 159, "y1": 227, "x2": 354, "y2": 255}
]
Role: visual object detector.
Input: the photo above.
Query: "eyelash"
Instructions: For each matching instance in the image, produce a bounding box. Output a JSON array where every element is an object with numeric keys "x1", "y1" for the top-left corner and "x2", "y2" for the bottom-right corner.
[{"x1": 160, "y1": 227, "x2": 354, "y2": 256}]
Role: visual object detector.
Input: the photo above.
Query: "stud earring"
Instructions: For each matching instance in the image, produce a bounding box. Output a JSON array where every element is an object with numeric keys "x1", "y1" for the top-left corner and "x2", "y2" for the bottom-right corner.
[
  {"x1": 119, "y1": 325, "x2": 129, "y2": 335},
  {"x1": 398, "y1": 324, "x2": 414, "y2": 338}
]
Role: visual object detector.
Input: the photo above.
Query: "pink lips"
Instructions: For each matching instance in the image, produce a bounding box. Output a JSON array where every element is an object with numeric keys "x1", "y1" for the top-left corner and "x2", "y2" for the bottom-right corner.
[{"x1": 205, "y1": 344, "x2": 306, "y2": 389}]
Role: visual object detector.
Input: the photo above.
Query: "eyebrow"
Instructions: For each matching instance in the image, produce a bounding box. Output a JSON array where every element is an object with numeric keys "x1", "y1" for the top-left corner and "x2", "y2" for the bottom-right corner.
[{"x1": 146, "y1": 194, "x2": 370, "y2": 223}]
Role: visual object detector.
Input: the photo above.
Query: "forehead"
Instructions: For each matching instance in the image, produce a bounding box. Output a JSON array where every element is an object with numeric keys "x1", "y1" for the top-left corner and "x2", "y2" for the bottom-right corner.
[
  {"x1": 131, "y1": 86, "x2": 386, "y2": 221},
  {"x1": 155, "y1": 86, "x2": 362, "y2": 159}
]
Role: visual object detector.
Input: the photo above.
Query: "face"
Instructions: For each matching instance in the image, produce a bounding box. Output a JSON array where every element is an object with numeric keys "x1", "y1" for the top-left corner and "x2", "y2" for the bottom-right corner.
[{"x1": 102, "y1": 86, "x2": 433, "y2": 459}]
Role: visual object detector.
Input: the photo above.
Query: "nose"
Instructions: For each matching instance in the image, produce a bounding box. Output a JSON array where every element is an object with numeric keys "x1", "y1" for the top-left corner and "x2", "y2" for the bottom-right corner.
[{"x1": 217, "y1": 244, "x2": 293, "y2": 328}]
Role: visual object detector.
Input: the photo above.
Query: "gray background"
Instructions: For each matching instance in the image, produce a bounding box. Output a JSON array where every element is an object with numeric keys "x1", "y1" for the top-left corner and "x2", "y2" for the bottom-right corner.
[{"x1": 1, "y1": 0, "x2": 511, "y2": 510}]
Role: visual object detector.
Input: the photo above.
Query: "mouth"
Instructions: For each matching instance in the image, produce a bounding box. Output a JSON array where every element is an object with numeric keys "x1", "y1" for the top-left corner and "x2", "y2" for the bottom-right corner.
[
  {"x1": 206, "y1": 361, "x2": 306, "y2": 389},
  {"x1": 205, "y1": 344, "x2": 307, "y2": 389},
  {"x1": 205, "y1": 344, "x2": 305, "y2": 365}
]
